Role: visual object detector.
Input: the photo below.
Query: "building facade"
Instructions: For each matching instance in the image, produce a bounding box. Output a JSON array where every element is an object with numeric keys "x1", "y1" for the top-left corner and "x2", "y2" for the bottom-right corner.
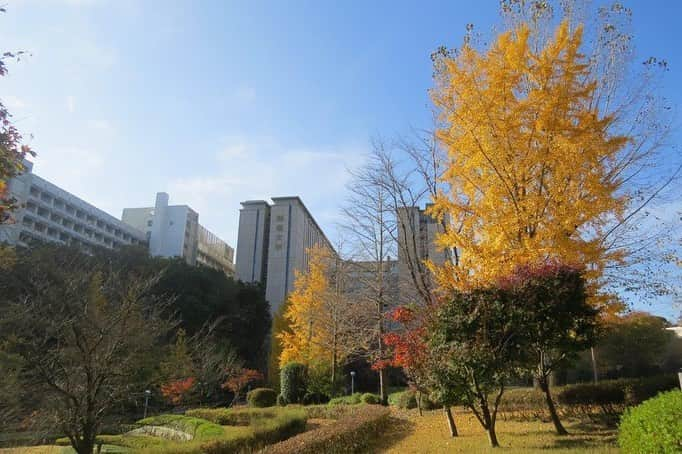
[
  {"x1": 0, "y1": 162, "x2": 147, "y2": 251},
  {"x1": 122, "y1": 192, "x2": 235, "y2": 276},
  {"x1": 235, "y1": 196, "x2": 334, "y2": 312}
]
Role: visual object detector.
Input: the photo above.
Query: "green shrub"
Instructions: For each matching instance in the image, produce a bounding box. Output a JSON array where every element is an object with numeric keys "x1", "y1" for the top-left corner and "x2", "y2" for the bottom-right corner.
[
  {"x1": 557, "y1": 375, "x2": 678, "y2": 407},
  {"x1": 277, "y1": 393, "x2": 286, "y2": 406},
  {"x1": 260, "y1": 405, "x2": 390, "y2": 453},
  {"x1": 618, "y1": 390, "x2": 682, "y2": 454},
  {"x1": 302, "y1": 392, "x2": 330, "y2": 405},
  {"x1": 360, "y1": 393, "x2": 381, "y2": 404},
  {"x1": 328, "y1": 393, "x2": 362, "y2": 406},
  {"x1": 248, "y1": 388, "x2": 278, "y2": 408},
  {"x1": 280, "y1": 362, "x2": 307, "y2": 405}
]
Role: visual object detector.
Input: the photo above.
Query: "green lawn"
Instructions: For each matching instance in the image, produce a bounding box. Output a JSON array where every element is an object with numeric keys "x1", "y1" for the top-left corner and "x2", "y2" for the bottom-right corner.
[{"x1": 373, "y1": 408, "x2": 619, "y2": 453}]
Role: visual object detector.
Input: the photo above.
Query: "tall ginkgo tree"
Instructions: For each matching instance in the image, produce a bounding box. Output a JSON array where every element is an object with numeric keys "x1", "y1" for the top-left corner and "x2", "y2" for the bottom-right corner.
[
  {"x1": 430, "y1": 21, "x2": 629, "y2": 311},
  {"x1": 278, "y1": 245, "x2": 360, "y2": 394}
]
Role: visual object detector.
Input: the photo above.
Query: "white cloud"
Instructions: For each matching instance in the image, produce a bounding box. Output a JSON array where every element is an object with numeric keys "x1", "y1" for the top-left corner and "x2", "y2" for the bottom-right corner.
[
  {"x1": 66, "y1": 95, "x2": 76, "y2": 113},
  {"x1": 168, "y1": 137, "x2": 367, "y2": 247}
]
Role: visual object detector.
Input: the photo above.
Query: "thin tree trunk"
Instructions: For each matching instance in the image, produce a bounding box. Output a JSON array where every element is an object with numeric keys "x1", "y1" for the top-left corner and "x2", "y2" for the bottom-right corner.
[
  {"x1": 417, "y1": 392, "x2": 423, "y2": 416},
  {"x1": 481, "y1": 403, "x2": 499, "y2": 447},
  {"x1": 379, "y1": 367, "x2": 388, "y2": 405},
  {"x1": 539, "y1": 375, "x2": 568, "y2": 435},
  {"x1": 443, "y1": 406, "x2": 458, "y2": 437}
]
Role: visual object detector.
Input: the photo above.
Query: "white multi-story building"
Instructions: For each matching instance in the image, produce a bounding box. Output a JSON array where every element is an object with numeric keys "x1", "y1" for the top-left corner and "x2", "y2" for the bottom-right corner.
[
  {"x1": 0, "y1": 162, "x2": 147, "y2": 251},
  {"x1": 236, "y1": 196, "x2": 334, "y2": 312},
  {"x1": 122, "y1": 192, "x2": 235, "y2": 276}
]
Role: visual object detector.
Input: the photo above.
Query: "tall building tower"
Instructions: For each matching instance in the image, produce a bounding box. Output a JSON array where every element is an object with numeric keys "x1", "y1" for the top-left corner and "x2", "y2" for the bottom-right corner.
[
  {"x1": 235, "y1": 200, "x2": 271, "y2": 284},
  {"x1": 235, "y1": 196, "x2": 334, "y2": 313}
]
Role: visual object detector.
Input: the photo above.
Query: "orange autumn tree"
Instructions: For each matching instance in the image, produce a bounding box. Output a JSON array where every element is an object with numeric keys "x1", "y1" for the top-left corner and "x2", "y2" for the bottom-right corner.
[{"x1": 429, "y1": 21, "x2": 629, "y2": 312}]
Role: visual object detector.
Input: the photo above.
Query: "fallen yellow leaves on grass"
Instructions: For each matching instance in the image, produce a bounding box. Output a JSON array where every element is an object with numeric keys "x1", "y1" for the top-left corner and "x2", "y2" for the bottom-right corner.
[{"x1": 375, "y1": 408, "x2": 619, "y2": 453}]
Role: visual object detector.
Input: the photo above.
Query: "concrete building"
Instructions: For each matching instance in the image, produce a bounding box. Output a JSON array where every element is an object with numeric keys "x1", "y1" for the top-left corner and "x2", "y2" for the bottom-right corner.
[
  {"x1": 197, "y1": 224, "x2": 235, "y2": 276},
  {"x1": 236, "y1": 196, "x2": 334, "y2": 312},
  {"x1": 0, "y1": 162, "x2": 147, "y2": 251},
  {"x1": 122, "y1": 193, "x2": 235, "y2": 276},
  {"x1": 396, "y1": 204, "x2": 448, "y2": 303}
]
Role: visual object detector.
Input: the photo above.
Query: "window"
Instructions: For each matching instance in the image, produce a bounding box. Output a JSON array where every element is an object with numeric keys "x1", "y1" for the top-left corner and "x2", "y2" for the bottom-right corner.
[
  {"x1": 276, "y1": 215, "x2": 284, "y2": 222},
  {"x1": 276, "y1": 224, "x2": 283, "y2": 232},
  {"x1": 147, "y1": 220, "x2": 153, "y2": 227}
]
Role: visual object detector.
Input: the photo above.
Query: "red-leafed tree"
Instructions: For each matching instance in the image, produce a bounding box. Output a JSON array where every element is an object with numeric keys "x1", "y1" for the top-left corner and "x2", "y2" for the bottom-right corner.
[
  {"x1": 1, "y1": 10, "x2": 35, "y2": 224},
  {"x1": 161, "y1": 377, "x2": 196, "y2": 406},
  {"x1": 382, "y1": 306, "x2": 459, "y2": 436},
  {"x1": 221, "y1": 368, "x2": 263, "y2": 405}
]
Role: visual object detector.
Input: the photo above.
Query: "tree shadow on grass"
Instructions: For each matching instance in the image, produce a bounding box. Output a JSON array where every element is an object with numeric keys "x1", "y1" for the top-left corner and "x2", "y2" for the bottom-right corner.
[{"x1": 367, "y1": 416, "x2": 417, "y2": 452}]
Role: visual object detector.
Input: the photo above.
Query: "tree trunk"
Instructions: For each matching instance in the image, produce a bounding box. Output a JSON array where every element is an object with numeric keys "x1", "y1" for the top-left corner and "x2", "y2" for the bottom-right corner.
[
  {"x1": 481, "y1": 402, "x2": 499, "y2": 447},
  {"x1": 379, "y1": 367, "x2": 388, "y2": 405},
  {"x1": 539, "y1": 375, "x2": 568, "y2": 435},
  {"x1": 417, "y1": 392, "x2": 423, "y2": 416},
  {"x1": 443, "y1": 406, "x2": 458, "y2": 437}
]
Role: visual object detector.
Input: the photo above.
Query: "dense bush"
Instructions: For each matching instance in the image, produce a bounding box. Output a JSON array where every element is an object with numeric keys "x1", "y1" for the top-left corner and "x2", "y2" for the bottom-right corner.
[
  {"x1": 328, "y1": 393, "x2": 362, "y2": 406},
  {"x1": 280, "y1": 363, "x2": 307, "y2": 405},
  {"x1": 618, "y1": 390, "x2": 682, "y2": 454},
  {"x1": 259, "y1": 405, "x2": 390, "y2": 453},
  {"x1": 248, "y1": 388, "x2": 278, "y2": 408},
  {"x1": 360, "y1": 393, "x2": 381, "y2": 404},
  {"x1": 302, "y1": 391, "x2": 330, "y2": 405}
]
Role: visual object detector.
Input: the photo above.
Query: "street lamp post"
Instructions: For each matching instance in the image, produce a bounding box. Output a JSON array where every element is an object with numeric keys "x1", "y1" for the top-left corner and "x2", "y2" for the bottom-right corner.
[
  {"x1": 143, "y1": 390, "x2": 151, "y2": 418},
  {"x1": 350, "y1": 371, "x2": 356, "y2": 395}
]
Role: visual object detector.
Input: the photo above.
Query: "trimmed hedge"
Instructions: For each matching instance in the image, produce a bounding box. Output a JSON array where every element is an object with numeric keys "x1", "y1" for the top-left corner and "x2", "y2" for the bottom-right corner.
[
  {"x1": 618, "y1": 390, "x2": 682, "y2": 454},
  {"x1": 497, "y1": 375, "x2": 679, "y2": 421},
  {"x1": 280, "y1": 362, "x2": 307, "y2": 405},
  {"x1": 135, "y1": 414, "x2": 224, "y2": 439},
  {"x1": 328, "y1": 393, "x2": 362, "y2": 406},
  {"x1": 202, "y1": 408, "x2": 307, "y2": 454},
  {"x1": 248, "y1": 388, "x2": 278, "y2": 408},
  {"x1": 185, "y1": 407, "x2": 278, "y2": 426},
  {"x1": 259, "y1": 405, "x2": 390, "y2": 453}
]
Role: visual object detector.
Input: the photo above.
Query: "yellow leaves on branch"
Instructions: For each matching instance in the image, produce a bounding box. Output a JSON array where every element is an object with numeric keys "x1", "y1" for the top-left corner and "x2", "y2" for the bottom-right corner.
[
  {"x1": 278, "y1": 245, "x2": 334, "y2": 370},
  {"x1": 430, "y1": 21, "x2": 629, "y2": 309}
]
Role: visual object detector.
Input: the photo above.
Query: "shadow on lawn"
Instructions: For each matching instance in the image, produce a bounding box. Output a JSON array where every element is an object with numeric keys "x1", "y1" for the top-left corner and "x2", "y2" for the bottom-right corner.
[{"x1": 367, "y1": 416, "x2": 417, "y2": 452}]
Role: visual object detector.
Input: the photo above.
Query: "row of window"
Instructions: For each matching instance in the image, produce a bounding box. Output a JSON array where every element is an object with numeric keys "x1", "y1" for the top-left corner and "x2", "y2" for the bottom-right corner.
[
  {"x1": 20, "y1": 215, "x2": 127, "y2": 250},
  {"x1": 28, "y1": 185, "x2": 138, "y2": 241}
]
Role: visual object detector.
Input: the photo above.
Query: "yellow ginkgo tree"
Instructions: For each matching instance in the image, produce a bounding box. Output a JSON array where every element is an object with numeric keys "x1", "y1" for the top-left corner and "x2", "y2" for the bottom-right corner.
[
  {"x1": 429, "y1": 21, "x2": 630, "y2": 312},
  {"x1": 278, "y1": 245, "x2": 359, "y2": 394}
]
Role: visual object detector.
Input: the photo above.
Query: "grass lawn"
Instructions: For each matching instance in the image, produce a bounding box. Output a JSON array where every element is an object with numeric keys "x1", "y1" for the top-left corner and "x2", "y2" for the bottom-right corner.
[{"x1": 373, "y1": 408, "x2": 619, "y2": 453}]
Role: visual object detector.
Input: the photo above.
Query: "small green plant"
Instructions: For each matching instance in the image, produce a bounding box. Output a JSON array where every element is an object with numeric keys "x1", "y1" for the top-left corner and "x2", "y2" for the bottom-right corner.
[
  {"x1": 618, "y1": 390, "x2": 682, "y2": 454},
  {"x1": 247, "y1": 388, "x2": 278, "y2": 408}
]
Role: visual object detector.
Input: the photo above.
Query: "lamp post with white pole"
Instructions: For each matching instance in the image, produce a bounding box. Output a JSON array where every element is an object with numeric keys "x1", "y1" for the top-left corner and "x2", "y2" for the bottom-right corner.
[{"x1": 350, "y1": 371, "x2": 356, "y2": 395}]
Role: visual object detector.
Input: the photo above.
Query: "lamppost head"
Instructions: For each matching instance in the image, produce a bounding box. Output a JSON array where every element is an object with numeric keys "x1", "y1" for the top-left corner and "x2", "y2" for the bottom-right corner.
[{"x1": 350, "y1": 371, "x2": 356, "y2": 377}]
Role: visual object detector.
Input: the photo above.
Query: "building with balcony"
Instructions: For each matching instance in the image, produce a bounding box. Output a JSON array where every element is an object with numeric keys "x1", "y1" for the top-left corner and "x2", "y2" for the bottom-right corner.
[{"x1": 0, "y1": 162, "x2": 147, "y2": 251}]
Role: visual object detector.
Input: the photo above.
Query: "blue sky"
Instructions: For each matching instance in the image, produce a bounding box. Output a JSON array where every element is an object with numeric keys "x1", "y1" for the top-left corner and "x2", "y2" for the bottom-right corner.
[{"x1": 1, "y1": 0, "x2": 680, "y2": 318}]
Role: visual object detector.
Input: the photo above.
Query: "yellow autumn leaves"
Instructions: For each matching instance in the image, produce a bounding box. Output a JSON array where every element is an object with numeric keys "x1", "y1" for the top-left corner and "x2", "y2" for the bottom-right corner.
[{"x1": 429, "y1": 21, "x2": 628, "y2": 311}]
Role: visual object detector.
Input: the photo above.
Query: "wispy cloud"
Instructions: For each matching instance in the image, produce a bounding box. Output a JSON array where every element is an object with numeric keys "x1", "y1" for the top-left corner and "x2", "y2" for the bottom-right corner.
[{"x1": 169, "y1": 136, "x2": 366, "y2": 247}]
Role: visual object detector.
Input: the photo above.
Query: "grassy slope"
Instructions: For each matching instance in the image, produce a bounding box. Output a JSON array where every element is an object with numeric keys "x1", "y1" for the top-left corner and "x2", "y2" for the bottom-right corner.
[{"x1": 373, "y1": 408, "x2": 619, "y2": 454}]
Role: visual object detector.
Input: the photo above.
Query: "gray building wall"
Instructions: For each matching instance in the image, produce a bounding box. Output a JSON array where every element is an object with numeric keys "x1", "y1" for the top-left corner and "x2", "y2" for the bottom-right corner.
[
  {"x1": 235, "y1": 196, "x2": 334, "y2": 313},
  {"x1": 235, "y1": 200, "x2": 271, "y2": 283}
]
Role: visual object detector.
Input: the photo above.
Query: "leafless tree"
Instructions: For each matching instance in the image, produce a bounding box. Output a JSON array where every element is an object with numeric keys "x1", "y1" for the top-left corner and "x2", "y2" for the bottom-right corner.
[{"x1": 0, "y1": 251, "x2": 175, "y2": 454}]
